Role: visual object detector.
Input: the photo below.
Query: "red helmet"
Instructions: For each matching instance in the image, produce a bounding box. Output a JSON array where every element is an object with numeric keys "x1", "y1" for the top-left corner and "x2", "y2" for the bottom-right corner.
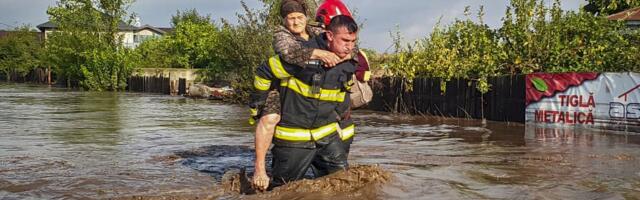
[{"x1": 315, "y1": 0, "x2": 352, "y2": 26}]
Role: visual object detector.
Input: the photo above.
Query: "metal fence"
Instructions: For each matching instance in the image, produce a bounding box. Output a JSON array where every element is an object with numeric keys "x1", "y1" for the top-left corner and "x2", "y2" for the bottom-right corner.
[
  {"x1": 368, "y1": 75, "x2": 525, "y2": 123},
  {"x1": 127, "y1": 76, "x2": 171, "y2": 94}
]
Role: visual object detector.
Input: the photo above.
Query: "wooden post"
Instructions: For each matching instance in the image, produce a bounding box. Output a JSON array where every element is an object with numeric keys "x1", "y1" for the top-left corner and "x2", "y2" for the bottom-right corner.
[{"x1": 47, "y1": 66, "x2": 51, "y2": 85}]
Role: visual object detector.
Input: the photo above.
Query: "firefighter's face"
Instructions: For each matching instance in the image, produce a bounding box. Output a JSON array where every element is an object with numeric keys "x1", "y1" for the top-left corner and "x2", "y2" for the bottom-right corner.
[
  {"x1": 327, "y1": 27, "x2": 357, "y2": 58},
  {"x1": 284, "y1": 12, "x2": 307, "y2": 34}
]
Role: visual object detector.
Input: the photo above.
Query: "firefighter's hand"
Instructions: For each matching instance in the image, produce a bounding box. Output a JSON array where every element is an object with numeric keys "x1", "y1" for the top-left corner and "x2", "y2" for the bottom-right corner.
[{"x1": 252, "y1": 170, "x2": 270, "y2": 191}]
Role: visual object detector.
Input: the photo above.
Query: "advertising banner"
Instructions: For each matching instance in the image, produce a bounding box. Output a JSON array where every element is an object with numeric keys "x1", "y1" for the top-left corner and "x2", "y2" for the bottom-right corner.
[{"x1": 525, "y1": 72, "x2": 640, "y2": 131}]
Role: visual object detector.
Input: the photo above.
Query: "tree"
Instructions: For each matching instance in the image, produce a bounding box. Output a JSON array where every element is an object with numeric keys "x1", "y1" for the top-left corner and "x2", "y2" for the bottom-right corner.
[
  {"x1": 166, "y1": 20, "x2": 220, "y2": 68},
  {"x1": 44, "y1": 0, "x2": 138, "y2": 91},
  {"x1": 0, "y1": 26, "x2": 43, "y2": 81},
  {"x1": 171, "y1": 9, "x2": 212, "y2": 27},
  {"x1": 583, "y1": 0, "x2": 640, "y2": 16},
  {"x1": 201, "y1": 0, "x2": 276, "y2": 102},
  {"x1": 136, "y1": 9, "x2": 220, "y2": 69}
]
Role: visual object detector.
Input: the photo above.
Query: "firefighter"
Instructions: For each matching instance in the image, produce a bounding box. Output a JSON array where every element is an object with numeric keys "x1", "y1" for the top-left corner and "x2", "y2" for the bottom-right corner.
[
  {"x1": 250, "y1": 0, "x2": 346, "y2": 190},
  {"x1": 250, "y1": 0, "x2": 369, "y2": 191},
  {"x1": 252, "y1": 15, "x2": 359, "y2": 190}
]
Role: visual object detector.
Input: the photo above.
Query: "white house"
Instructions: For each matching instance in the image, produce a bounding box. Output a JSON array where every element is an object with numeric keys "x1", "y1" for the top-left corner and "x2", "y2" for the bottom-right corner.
[{"x1": 36, "y1": 21, "x2": 172, "y2": 48}]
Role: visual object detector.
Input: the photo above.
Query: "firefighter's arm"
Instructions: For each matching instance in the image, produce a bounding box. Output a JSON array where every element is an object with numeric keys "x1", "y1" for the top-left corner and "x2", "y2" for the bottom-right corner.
[{"x1": 252, "y1": 116, "x2": 273, "y2": 191}]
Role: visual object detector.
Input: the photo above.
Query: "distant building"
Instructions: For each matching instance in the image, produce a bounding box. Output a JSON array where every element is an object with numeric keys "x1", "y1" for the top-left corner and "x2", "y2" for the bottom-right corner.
[
  {"x1": 36, "y1": 21, "x2": 173, "y2": 48},
  {"x1": 608, "y1": 7, "x2": 640, "y2": 29},
  {"x1": 133, "y1": 25, "x2": 174, "y2": 47}
]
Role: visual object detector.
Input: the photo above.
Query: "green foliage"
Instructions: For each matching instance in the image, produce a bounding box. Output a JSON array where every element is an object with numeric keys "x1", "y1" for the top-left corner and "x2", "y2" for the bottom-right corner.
[
  {"x1": 385, "y1": 7, "x2": 502, "y2": 93},
  {"x1": 0, "y1": 26, "x2": 43, "y2": 81},
  {"x1": 584, "y1": 0, "x2": 640, "y2": 16},
  {"x1": 382, "y1": 0, "x2": 640, "y2": 93},
  {"x1": 44, "y1": 0, "x2": 137, "y2": 90},
  {"x1": 168, "y1": 20, "x2": 219, "y2": 68},
  {"x1": 131, "y1": 0, "x2": 324, "y2": 101},
  {"x1": 136, "y1": 9, "x2": 217, "y2": 69},
  {"x1": 79, "y1": 47, "x2": 139, "y2": 91},
  {"x1": 171, "y1": 9, "x2": 212, "y2": 27},
  {"x1": 499, "y1": 0, "x2": 638, "y2": 73},
  {"x1": 134, "y1": 37, "x2": 174, "y2": 68},
  {"x1": 209, "y1": 1, "x2": 275, "y2": 102}
]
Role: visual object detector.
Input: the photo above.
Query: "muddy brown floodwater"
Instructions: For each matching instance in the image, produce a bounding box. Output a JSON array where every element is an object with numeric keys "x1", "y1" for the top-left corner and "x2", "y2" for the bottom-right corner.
[{"x1": 1, "y1": 83, "x2": 640, "y2": 199}]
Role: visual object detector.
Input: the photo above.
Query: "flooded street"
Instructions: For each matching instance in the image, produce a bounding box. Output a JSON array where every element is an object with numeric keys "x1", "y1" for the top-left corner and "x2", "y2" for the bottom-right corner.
[{"x1": 1, "y1": 83, "x2": 639, "y2": 199}]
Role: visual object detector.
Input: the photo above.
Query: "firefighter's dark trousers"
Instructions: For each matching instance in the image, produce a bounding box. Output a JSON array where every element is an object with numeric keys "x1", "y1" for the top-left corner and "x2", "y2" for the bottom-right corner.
[{"x1": 270, "y1": 133, "x2": 348, "y2": 187}]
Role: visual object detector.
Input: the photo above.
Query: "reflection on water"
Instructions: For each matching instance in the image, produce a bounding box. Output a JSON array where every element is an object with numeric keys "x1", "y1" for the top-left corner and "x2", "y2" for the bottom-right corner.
[{"x1": 1, "y1": 83, "x2": 640, "y2": 199}]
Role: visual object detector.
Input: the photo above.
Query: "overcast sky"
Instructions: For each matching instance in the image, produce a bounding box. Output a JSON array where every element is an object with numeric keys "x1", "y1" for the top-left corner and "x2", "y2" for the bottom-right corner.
[{"x1": 0, "y1": 0, "x2": 586, "y2": 52}]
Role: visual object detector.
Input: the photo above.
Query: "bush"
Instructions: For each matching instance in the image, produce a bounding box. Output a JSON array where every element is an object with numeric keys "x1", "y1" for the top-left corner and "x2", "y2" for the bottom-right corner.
[
  {"x1": 0, "y1": 26, "x2": 43, "y2": 81},
  {"x1": 382, "y1": 0, "x2": 640, "y2": 93},
  {"x1": 44, "y1": 0, "x2": 137, "y2": 90}
]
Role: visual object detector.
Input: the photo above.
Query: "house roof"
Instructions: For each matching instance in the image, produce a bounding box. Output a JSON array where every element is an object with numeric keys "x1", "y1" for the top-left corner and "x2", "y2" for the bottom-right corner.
[
  {"x1": 137, "y1": 25, "x2": 173, "y2": 35},
  {"x1": 608, "y1": 7, "x2": 640, "y2": 21},
  {"x1": 37, "y1": 21, "x2": 175, "y2": 35},
  {"x1": 36, "y1": 20, "x2": 138, "y2": 32},
  {"x1": 158, "y1": 27, "x2": 174, "y2": 33}
]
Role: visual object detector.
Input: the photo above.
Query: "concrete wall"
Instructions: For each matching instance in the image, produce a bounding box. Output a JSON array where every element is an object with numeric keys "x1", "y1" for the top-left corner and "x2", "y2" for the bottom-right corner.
[
  {"x1": 131, "y1": 68, "x2": 201, "y2": 95},
  {"x1": 134, "y1": 68, "x2": 200, "y2": 81}
]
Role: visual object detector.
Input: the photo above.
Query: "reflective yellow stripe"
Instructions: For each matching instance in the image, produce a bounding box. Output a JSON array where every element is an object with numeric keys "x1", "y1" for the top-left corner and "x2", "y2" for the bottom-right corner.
[
  {"x1": 341, "y1": 124, "x2": 355, "y2": 140},
  {"x1": 311, "y1": 123, "x2": 338, "y2": 140},
  {"x1": 248, "y1": 108, "x2": 258, "y2": 125},
  {"x1": 253, "y1": 75, "x2": 271, "y2": 91},
  {"x1": 275, "y1": 122, "x2": 338, "y2": 141},
  {"x1": 345, "y1": 79, "x2": 353, "y2": 91},
  {"x1": 275, "y1": 126, "x2": 311, "y2": 141},
  {"x1": 363, "y1": 71, "x2": 371, "y2": 81},
  {"x1": 280, "y1": 77, "x2": 346, "y2": 102},
  {"x1": 269, "y1": 56, "x2": 291, "y2": 79},
  {"x1": 357, "y1": 50, "x2": 372, "y2": 81}
]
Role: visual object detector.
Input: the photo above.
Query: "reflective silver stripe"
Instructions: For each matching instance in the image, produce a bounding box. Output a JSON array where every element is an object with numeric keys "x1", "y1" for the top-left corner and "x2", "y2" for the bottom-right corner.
[{"x1": 305, "y1": 60, "x2": 322, "y2": 65}]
